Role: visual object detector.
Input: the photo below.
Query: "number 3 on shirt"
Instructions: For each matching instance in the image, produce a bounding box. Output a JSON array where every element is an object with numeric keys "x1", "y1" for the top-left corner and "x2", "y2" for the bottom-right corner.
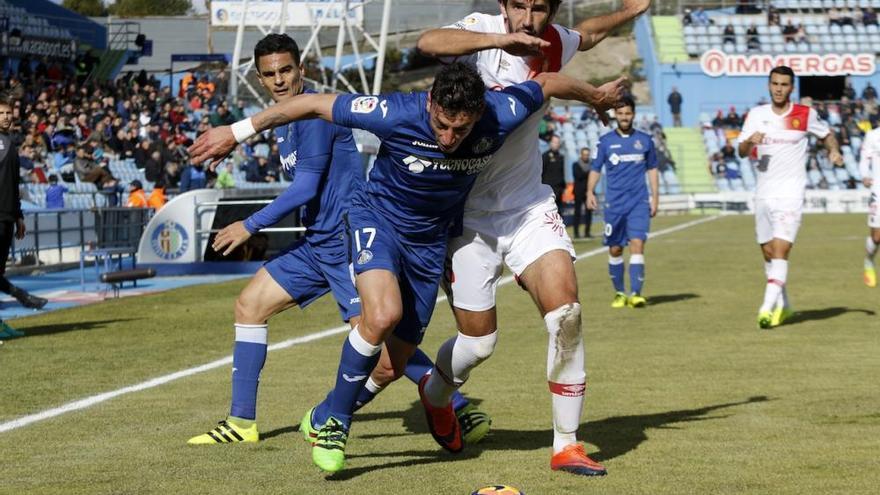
[{"x1": 354, "y1": 227, "x2": 377, "y2": 252}]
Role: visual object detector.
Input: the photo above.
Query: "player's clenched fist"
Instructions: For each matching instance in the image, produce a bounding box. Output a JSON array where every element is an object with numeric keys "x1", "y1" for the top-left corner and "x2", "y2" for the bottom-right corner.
[
  {"x1": 189, "y1": 126, "x2": 237, "y2": 166},
  {"x1": 746, "y1": 132, "x2": 765, "y2": 145}
]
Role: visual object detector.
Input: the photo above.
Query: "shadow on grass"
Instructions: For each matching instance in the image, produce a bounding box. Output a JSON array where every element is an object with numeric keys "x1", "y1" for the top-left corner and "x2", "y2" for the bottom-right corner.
[
  {"x1": 14, "y1": 318, "x2": 142, "y2": 337},
  {"x1": 262, "y1": 425, "x2": 298, "y2": 441},
  {"x1": 322, "y1": 395, "x2": 770, "y2": 480},
  {"x1": 783, "y1": 307, "x2": 876, "y2": 326},
  {"x1": 647, "y1": 293, "x2": 700, "y2": 306}
]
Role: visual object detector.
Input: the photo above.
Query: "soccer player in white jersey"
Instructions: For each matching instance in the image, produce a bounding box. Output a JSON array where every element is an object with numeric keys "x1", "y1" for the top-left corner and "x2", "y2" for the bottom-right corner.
[
  {"x1": 737, "y1": 66, "x2": 842, "y2": 329},
  {"x1": 366, "y1": 0, "x2": 649, "y2": 477},
  {"x1": 858, "y1": 125, "x2": 880, "y2": 287}
]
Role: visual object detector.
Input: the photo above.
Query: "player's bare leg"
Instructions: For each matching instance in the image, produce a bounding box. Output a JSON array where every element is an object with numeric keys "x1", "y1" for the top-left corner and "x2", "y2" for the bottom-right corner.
[
  {"x1": 864, "y1": 228, "x2": 880, "y2": 287},
  {"x1": 517, "y1": 249, "x2": 605, "y2": 475},
  {"x1": 759, "y1": 239, "x2": 793, "y2": 329}
]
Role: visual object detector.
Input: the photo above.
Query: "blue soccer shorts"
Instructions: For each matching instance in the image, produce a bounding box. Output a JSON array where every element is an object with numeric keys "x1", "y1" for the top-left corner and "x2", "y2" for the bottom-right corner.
[
  {"x1": 603, "y1": 200, "x2": 651, "y2": 248},
  {"x1": 264, "y1": 237, "x2": 361, "y2": 322},
  {"x1": 346, "y1": 206, "x2": 445, "y2": 346}
]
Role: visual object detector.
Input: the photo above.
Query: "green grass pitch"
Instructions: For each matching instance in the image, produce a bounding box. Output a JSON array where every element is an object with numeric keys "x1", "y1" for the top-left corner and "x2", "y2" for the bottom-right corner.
[{"x1": 1, "y1": 214, "x2": 878, "y2": 494}]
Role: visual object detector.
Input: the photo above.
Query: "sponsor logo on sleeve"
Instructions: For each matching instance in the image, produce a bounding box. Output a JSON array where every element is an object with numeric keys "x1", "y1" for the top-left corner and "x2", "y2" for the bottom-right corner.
[{"x1": 351, "y1": 96, "x2": 379, "y2": 114}]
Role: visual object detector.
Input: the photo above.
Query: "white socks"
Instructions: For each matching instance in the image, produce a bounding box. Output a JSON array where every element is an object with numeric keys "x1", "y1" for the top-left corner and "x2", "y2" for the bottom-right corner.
[
  {"x1": 424, "y1": 331, "x2": 498, "y2": 407},
  {"x1": 544, "y1": 303, "x2": 586, "y2": 453},
  {"x1": 761, "y1": 259, "x2": 788, "y2": 313},
  {"x1": 866, "y1": 236, "x2": 878, "y2": 269}
]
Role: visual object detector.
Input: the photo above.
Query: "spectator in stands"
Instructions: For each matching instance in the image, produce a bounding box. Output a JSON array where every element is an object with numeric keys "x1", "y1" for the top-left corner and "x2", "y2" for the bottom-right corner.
[
  {"x1": 541, "y1": 135, "x2": 566, "y2": 216},
  {"x1": 126, "y1": 180, "x2": 148, "y2": 208},
  {"x1": 863, "y1": 83, "x2": 878, "y2": 101},
  {"x1": 782, "y1": 20, "x2": 798, "y2": 43},
  {"x1": 668, "y1": 87, "x2": 683, "y2": 127},
  {"x1": 179, "y1": 162, "x2": 207, "y2": 192},
  {"x1": 148, "y1": 178, "x2": 167, "y2": 211},
  {"x1": 209, "y1": 104, "x2": 235, "y2": 128},
  {"x1": 844, "y1": 81, "x2": 857, "y2": 100},
  {"x1": 853, "y1": 8, "x2": 864, "y2": 25},
  {"x1": 571, "y1": 147, "x2": 592, "y2": 239},
  {"x1": 864, "y1": 8, "x2": 878, "y2": 26},
  {"x1": 162, "y1": 162, "x2": 181, "y2": 190},
  {"x1": 721, "y1": 139, "x2": 738, "y2": 165},
  {"x1": 74, "y1": 145, "x2": 118, "y2": 200},
  {"x1": 841, "y1": 8, "x2": 855, "y2": 26},
  {"x1": 682, "y1": 8, "x2": 693, "y2": 26},
  {"x1": 723, "y1": 24, "x2": 736, "y2": 45},
  {"x1": 724, "y1": 107, "x2": 742, "y2": 128},
  {"x1": 768, "y1": 6, "x2": 780, "y2": 26},
  {"x1": 144, "y1": 150, "x2": 163, "y2": 183},
  {"x1": 45, "y1": 174, "x2": 66, "y2": 209},
  {"x1": 829, "y1": 8, "x2": 843, "y2": 26},
  {"x1": 692, "y1": 8, "x2": 711, "y2": 26},
  {"x1": 246, "y1": 155, "x2": 277, "y2": 183},
  {"x1": 794, "y1": 24, "x2": 809, "y2": 45},
  {"x1": 215, "y1": 162, "x2": 236, "y2": 189},
  {"x1": 712, "y1": 110, "x2": 726, "y2": 128},
  {"x1": 746, "y1": 24, "x2": 761, "y2": 51},
  {"x1": 134, "y1": 139, "x2": 152, "y2": 169}
]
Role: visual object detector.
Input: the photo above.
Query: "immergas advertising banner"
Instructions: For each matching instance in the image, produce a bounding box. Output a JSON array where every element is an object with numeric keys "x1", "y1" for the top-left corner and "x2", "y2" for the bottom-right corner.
[
  {"x1": 700, "y1": 49, "x2": 876, "y2": 77},
  {"x1": 211, "y1": 0, "x2": 363, "y2": 27}
]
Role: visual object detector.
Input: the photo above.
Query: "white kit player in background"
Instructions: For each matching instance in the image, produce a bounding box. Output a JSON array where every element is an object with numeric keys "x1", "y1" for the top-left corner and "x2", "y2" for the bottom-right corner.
[
  {"x1": 737, "y1": 66, "x2": 842, "y2": 330},
  {"x1": 396, "y1": 0, "x2": 649, "y2": 477},
  {"x1": 858, "y1": 125, "x2": 880, "y2": 287}
]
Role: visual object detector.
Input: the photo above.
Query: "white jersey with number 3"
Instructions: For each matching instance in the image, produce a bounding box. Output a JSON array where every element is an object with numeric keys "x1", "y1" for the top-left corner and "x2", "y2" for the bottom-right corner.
[
  {"x1": 736, "y1": 103, "x2": 830, "y2": 200},
  {"x1": 859, "y1": 127, "x2": 880, "y2": 195},
  {"x1": 445, "y1": 13, "x2": 581, "y2": 212}
]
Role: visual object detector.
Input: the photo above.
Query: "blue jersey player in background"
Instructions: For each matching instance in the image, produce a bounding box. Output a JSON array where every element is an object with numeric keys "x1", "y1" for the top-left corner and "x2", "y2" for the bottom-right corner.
[
  {"x1": 187, "y1": 35, "x2": 486, "y2": 447},
  {"x1": 587, "y1": 97, "x2": 659, "y2": 309},
  {"x1": 191, "y1": 61, "x2": 616, "y2": 473}
]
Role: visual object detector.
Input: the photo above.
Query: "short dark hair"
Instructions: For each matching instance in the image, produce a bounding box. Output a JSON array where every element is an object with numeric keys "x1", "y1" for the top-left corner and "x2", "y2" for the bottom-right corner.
[
  {"x1": 254, "y1": 34, "x2": 301, "y2": 70},
  {"x1": 769, "y1": 65, "x2": 795, "y2": 82},
  {"x1": 501, "y1": 0, "x2": 562, "y2": 14},
  {"x1": 429, "y1": 62, "x2": 486, "y2": 116},
  {"x1": 617, "y1": 96, "x2": 636, "y2": 112},
  {"x1": 0, "y1": 93, "x2": 13, "y2": 109}
]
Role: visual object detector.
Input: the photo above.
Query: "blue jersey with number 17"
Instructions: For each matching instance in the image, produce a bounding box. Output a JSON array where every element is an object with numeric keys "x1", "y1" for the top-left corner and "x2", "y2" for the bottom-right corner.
[{"x1": 331, "y1": 81, "x2": 545, "y2": 238}]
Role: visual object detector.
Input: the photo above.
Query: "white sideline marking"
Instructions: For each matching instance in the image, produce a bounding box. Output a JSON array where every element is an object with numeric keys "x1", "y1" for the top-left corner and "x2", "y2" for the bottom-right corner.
[{"x1": 0, "y1": 215, "x2": 720, "y2": 434}]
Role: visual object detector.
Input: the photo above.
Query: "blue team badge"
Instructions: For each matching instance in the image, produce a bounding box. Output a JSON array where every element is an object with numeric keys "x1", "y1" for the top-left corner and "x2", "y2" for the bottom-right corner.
[
  {"x1": 634, "y1": 139, "x2": 643, "y2": 150},
  {"x1": 357, "y1": 249, "x2": 373, "y2": 265},
  {"x1": 151, "y1": 220, "x2": 189, "y2": 260},
  {"x1": 609, "y1": 153, "x2": 621, "y2": 166},
  {"x1": 472, "y1": 137, "x2": 494, "y2": 154}
]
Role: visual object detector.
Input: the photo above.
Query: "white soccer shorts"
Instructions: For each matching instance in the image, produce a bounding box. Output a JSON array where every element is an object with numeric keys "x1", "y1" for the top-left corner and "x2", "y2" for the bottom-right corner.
[
  {"x1": 869, "y1": 192, "x2": 880, "y2": 228},
  {"x1": 446, "y1": 196, "x2": 576, "y2": 311},
  {"x1": 754, "y1": 197, "x2": 804, "y2": 245}
]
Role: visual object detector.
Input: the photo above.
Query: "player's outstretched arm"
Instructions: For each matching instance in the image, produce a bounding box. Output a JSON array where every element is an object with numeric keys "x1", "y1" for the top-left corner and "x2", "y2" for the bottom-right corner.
[
  {"x1": 575, "y1": 0, "x2": 651, "y2": 51},
  {"x1": 189, "y1": 94, "x2": 338, "y2": 166},
  {"x1": 531, "y1": 72, "x2": 627, "y2": 124},
  {"x1": 417, "y1": 28, "x2": 549, "y2": 58}
]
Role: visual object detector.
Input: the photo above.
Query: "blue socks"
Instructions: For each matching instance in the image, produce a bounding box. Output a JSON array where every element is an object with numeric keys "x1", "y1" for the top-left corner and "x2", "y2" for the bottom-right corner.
[
  {"x1": 609, "y1": 256, "x2": 625, "y2": 293},
  {"x1": 230, "y1": 324, "x2": 268, "y2": 420},
  {"x1": 350, "y1": 347, "x2": 471, "y2": 412},
  {"x1": 326, "y1": 327, "x2": 381, "y2": 430},
  {"x1": 630, "y1": 254, "x2": 645, "y2": 295}
]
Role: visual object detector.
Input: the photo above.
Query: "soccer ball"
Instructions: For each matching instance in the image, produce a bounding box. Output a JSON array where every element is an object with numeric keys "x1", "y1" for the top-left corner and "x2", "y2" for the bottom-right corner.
[{"x1": 471, "y1": 485, "x2": 524, "y2": 495}]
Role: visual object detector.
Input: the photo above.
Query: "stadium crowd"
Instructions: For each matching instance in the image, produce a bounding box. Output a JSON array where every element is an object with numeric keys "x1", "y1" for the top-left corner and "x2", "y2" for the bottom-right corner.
[{"x1": 2, "y1": 62, "x2": 291, "y2": 209}]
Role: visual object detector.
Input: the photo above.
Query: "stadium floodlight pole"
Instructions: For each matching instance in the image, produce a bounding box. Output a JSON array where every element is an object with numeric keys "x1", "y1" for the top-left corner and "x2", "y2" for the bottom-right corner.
[
  {"x1": 371, "y1": 0, "x2": 392, "y2": 94},
  {"x1": 229, "y1": 0, "x2": 250, "y2": 104},
  {"x1": 279, "y1": 0, "x2": 289, "y2": 33}
]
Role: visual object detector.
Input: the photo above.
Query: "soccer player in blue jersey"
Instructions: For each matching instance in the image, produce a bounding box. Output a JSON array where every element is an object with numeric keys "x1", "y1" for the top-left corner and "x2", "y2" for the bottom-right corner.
[
  {"x1": 587, "y1": 97, "x2": 659, "y2": 308},
  {"x1": 187, "y1": 35, "x2": 486, "y2": 446},
  {"x1": 191, "y1": 62, "x2": 616, "y2": 472}
]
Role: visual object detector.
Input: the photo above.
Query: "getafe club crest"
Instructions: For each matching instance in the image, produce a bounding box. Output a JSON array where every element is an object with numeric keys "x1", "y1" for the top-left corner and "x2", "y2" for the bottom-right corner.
[
  {"x1": 151, "y1": 220, "x2": 189, "y2": 260},
  {"x1": 634, "y1": 139, "x2": 643, "y2": 150},
  {"x1": 357, "y1": 250, "x2": 373, "y2": 265},
  {"x1": 472, "y1": 137, "x2": 493, "y2": 154}
]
